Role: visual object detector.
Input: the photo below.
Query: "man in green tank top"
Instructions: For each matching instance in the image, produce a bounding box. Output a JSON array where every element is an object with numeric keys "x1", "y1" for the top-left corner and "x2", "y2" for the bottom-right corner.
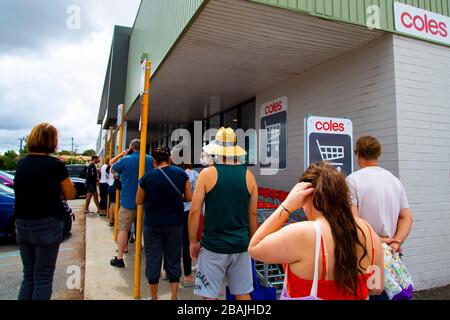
[{"x1": 189, "y1": 128, "x2": 258, "y2": 300}]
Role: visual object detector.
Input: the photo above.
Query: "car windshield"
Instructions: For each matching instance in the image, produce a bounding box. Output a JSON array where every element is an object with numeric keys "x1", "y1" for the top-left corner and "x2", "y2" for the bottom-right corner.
[
  {"x1": 0, "y1": 170, "x2": 14, "y2": 180},
  {"x1": 0, "y1": 183, "x2": 14, "y2": 196}
]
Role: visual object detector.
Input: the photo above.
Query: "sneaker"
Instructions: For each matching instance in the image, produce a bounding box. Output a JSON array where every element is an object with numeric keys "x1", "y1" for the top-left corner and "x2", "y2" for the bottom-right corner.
[{"x1": 110, "y1": 257, "x2": 125, "y2": 268}]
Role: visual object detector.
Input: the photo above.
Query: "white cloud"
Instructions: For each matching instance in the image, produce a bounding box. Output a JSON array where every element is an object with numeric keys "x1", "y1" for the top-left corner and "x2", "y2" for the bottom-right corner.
[{"x1": 0, "y1": 0, "x2": 141, "y2": 154}]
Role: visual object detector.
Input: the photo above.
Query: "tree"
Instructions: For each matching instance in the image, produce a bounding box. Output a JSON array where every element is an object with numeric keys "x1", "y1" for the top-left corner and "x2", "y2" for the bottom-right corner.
[
  {"x1": 59, "y1": 150, "x2": 73, "y2": 156},
  {"x1": 82, "y1": 149, "x2": 97, "y2": 157},
  {"x1": 0, "y1": 150, "x2": 18, "y2": 170}
]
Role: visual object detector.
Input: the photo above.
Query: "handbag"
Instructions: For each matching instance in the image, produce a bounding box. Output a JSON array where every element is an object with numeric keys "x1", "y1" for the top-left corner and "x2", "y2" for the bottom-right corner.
[
  {"x1": 280, "y1": 221, "x2": 322, "y2": 300},
  {"x1": 158, "y1": 168, "x2": 183, "y2": 200},
  {"x1": 383, "y1": 243, "x2": 414, "y2": 300},
  {"x1": 226, "y1": 259, "x2": 277, "y2": 300},
  {"x1": 113, "y1": 177, "x2": 122, "y2": 191}
]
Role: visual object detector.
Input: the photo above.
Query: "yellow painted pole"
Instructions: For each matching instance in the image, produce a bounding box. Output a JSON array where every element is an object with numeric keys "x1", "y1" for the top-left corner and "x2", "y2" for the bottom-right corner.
[
  {"x1": 134, "y1": 59, "x2": 151, "y2": 300},
  {"x1": 104, "y1": 130, "x2": 109, "y2": 164},
  {"x1": 114, "y1": 105, "x2": 125, "y2": 241}
]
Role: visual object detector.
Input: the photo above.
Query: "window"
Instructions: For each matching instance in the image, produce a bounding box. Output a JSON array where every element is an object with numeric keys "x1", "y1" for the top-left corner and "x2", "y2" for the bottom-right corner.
[
  {"x1": 240, "y1": 101, "x2": 255, "y2": 130},
  {"x1": 209, "y1": 114, "x2": 221, "y2": 130},
  {"x1": 223, "y1": 108, "x2": 239, "y2": 129}
]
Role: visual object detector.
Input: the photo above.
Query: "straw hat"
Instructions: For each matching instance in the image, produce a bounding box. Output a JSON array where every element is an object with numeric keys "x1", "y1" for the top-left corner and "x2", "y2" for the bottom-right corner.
[{"x1": 203, "y1": 127, "x2": 247, "y2": 157}]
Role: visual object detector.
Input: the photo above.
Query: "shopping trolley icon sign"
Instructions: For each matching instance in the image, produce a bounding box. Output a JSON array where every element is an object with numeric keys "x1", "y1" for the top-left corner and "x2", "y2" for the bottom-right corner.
[
  {"x1": 316, "y1": 140, "x2": 344, "y2": 166},
  {"x1": 305, "y1": 115, "x2": 354, "y2": 175},
  {"x1": 260, "y1": 99, "x2": 287, "y2": 170}
]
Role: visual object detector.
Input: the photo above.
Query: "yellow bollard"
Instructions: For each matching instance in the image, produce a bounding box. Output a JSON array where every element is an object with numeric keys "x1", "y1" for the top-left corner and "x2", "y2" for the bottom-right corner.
[{"x1": 134, "y1": 59, "x2": 151, "y2": 300}]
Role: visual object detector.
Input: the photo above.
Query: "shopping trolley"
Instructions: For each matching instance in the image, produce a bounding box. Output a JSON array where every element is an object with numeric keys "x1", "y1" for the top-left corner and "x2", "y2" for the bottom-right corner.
[
  {"x1": 316, "y1": 139, "x2": 344, "y2": 166},
  {"x1": 255, "y1": 201, "x2": 307, "y2": 296}
]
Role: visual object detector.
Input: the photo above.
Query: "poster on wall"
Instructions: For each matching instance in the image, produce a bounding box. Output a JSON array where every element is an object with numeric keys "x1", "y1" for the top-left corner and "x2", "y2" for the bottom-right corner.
[
  {"x1": 117, "y1": 104, "x2": 123, "y2": 126},
  {"x1": 305, "y1": 115, "x2": 353, "y2": 176},
  {"x1": 260, "y1": 97, "x2": 287, "y2": 170}
]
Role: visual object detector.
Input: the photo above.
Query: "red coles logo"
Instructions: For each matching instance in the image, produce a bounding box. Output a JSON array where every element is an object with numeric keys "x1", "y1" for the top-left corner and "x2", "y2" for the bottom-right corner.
[
  {"x1": 265, "y1": 101, "x2": 283, "y2": 116},
  {"x1": 400, "y1": 11, "x2": 448, "y2": 38},
  {"x1": 315, "y1": 120, "x2": 345, "y2": 132}
]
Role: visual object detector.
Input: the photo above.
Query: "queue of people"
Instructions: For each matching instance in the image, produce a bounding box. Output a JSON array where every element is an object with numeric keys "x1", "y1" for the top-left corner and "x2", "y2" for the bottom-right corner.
[{"x1": 13, "y1": 123, "x2": 413, "y2": 301}]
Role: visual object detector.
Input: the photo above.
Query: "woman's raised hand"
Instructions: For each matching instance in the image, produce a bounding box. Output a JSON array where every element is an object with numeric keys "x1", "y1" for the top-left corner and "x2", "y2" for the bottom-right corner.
[{"x1": 282, "y1": 182, "x2": 314, "y2": 213}]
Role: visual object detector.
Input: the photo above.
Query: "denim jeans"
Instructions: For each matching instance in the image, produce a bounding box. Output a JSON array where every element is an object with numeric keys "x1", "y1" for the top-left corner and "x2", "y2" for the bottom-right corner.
[
  {"x1": 15, "y1": 217, "x2": 63, "y2": 300},
  {"x1": 144, "y1": 225, "x2": 182, "y2": 284}
]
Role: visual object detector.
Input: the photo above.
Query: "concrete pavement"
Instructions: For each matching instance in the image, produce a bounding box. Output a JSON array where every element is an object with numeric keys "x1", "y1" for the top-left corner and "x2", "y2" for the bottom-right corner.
[
  {"x1": 84, "y1": 205, "x2": 201, "y2": 300},
  {"x1": 0, "y1": 199, "x2": 85, "y2": 300}
]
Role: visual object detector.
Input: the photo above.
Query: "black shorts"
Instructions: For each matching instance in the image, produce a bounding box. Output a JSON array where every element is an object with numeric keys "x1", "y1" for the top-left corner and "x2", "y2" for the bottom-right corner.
[
  {"x1": 86, "y1": 183, "x2": 97, "y2": 194},
  {"x1": 108, "y1": 186, "x2": 116, "y2": 203}
]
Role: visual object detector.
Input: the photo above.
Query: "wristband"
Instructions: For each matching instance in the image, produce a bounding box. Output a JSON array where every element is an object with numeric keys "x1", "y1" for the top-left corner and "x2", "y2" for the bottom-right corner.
[{"x1": 280, "y1": 204, "x2": 293, "y2": 217}]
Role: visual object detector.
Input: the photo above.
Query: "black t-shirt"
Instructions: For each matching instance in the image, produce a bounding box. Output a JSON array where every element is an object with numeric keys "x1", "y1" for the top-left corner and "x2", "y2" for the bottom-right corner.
[
  {"x1": 14, "y1": 155, "x2": 69, "y2": 220},
  {"x1": 85, "y1": 163, "x2": 97, "y2": 185}
]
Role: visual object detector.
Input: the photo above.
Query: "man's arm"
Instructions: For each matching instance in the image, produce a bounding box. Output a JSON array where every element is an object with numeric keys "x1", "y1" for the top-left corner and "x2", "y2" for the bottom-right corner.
[
  {"x1": 109, "y1": 149, "x2": 130, "y2": 173},
  {"x1": 247, "y1": 170, "x2": 258, "y2": 239},
  {"x1": 391, "y1": 208, "x2": 413, "y2": 253}
]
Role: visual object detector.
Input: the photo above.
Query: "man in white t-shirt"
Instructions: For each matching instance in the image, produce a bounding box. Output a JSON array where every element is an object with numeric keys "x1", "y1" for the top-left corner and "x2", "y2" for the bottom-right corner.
[{"x1": 346, "y1": 136, "x2": 413, "y2": 254}]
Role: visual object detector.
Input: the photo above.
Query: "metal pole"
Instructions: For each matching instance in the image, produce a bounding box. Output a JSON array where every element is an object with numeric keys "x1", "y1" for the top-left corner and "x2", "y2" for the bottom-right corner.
[
  {"x1": 134, "y1": 59, "x2": 151, "y2": 300},
  {"x1": 71, "y1": 137, "x2": 74, "y2": 164},
  {"x1": 19, "y1": 138, "x2": 24, "y2": 154},
  {"x1": 114, "y1": 106, "x2": 125, "y2": 241}
]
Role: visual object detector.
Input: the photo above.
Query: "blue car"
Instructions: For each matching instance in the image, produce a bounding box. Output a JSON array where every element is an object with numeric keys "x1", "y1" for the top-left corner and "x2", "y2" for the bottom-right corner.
[{"x1": 0, "y1": 183, "x2": 15, "y2": 241}]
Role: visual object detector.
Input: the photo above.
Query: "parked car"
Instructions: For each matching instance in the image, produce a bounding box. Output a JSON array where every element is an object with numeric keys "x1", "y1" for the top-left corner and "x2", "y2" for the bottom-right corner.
[
  {"x1": 62, "y1": 200, "x2": 75, "y2": 240},
  {"x1": 70, "y1": 177, "x2": 87, "y2": 199},
  {"x1": 0, "y1": 184, "x2": 74, "y2": 243},
  {"x1": 0, "y1": 170, "x2": 14, "y2": 188},
  {"x1": 0, "y1": 184, "x2": 15, "y2": 242},
  {"x1": 66, "y1": 164, "x2": 87, "y2": 179}
]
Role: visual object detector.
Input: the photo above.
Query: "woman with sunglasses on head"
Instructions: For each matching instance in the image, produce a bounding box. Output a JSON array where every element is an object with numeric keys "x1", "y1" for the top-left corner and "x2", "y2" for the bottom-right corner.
[{"x1": 248, "y1": 162, "x2": 384, "y2": 300}]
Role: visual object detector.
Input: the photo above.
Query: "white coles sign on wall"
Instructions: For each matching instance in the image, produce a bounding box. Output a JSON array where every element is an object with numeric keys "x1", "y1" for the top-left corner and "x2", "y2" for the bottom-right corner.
[
  {"x1": 394, "y1": 2, "x2": 450, "y2": 46},
  {"x1": 260, "y1": 97, "x2": 287, "y2": 170},
  {"x1": 305, "y1": 115, "x2": 353, "y2": 176}
]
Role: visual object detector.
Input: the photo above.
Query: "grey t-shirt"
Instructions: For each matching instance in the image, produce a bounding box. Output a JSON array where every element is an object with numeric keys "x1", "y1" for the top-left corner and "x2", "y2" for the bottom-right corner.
[{"x1": 346, "y1": 166, "x2": 409, "y2": 239}]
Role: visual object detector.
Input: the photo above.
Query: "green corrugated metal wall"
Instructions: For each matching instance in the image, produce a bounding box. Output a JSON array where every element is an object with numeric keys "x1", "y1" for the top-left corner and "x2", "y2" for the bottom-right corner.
[
  {"x1": 125, "y1": 0, "x2": 205, "y2": 112},
  {"x1": 124, "y1": 0, "x2": 450, "y2": 111},
  {"x1": 249, "y1": 0, "x2": 450, "y2": 31}
]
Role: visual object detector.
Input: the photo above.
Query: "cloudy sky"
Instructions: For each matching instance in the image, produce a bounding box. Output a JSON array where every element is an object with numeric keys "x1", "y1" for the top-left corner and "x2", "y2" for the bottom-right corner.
[{"x1": 0, "y1": 0, "x2": 141, "y2": 153}]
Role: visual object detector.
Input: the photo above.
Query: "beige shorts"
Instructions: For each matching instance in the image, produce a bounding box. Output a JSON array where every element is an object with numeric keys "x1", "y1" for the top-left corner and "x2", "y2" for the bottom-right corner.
[{"x1": 118, "y1": 207, "x2": 137, "y2": 232}]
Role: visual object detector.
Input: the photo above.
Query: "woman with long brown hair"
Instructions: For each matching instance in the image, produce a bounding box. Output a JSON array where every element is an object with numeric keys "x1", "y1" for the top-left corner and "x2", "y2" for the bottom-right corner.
[{"x1": 249, "y1": 162, "x2": 384, "y2": 300}]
